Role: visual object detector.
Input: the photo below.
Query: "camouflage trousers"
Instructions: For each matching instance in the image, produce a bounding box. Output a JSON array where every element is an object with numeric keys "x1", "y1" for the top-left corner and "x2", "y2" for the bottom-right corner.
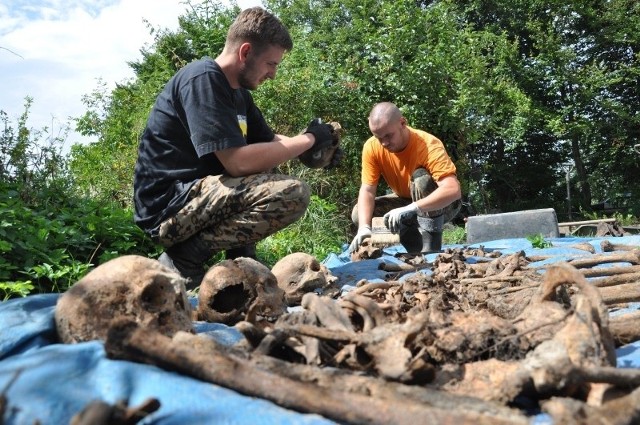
[
  {"x1": 157, "y1": 173, "x2": 310, "y2": 253},
  {"x1": 351, "y1": 168, "x2": 461, "y2": 227}
]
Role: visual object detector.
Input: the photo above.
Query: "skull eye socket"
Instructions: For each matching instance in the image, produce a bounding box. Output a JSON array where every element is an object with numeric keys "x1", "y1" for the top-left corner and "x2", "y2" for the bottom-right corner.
[
  {"x1": 141, "y1": 279, "x2": 167, "y2": 311},
  {"x1": 310, "y1": 261, "x2": 321, "y2": 272},
  {"x1": 209, "y1": 283, "x2": 251, "y2": 313}
]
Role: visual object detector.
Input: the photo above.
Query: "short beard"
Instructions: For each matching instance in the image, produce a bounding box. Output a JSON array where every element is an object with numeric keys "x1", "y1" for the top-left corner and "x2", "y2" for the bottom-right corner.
[{"x1": 238, "y1": 57, "x2": 258, "y2": 90}]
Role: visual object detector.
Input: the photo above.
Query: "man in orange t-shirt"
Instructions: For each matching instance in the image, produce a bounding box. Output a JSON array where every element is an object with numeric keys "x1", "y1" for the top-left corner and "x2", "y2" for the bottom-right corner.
[{"x1": 349, "y1": 102, "x2": 462, "y2": 254}]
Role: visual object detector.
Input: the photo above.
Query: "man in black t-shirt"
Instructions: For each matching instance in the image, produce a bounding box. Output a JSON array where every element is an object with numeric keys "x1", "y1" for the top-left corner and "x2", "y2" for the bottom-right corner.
[{"x1": 133, "y1": 7, "x2": 339, "y2": 289}]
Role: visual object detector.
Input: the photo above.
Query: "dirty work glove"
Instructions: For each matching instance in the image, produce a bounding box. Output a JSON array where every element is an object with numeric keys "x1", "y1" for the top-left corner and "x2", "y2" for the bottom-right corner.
[
  {"x1": 324, "y1": 146, "x2": 343, "y2": 170},
  {"x1": 349, "y1": 225, "x2": 372, "y2": 253},
  {"x1": 304, "y1": 118, "x2": 334, "y2": 150},
  {"x1": 383, "y1": 203, "x2": 420, "y2": 234},
  {"x1": 299, "y1": 119, "x2": 343, "y2": 169}
]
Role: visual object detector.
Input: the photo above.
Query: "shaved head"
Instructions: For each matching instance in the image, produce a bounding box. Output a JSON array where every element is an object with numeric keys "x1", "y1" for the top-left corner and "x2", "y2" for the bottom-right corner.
[
  {"x1": 369, "y1": 102, "x2": 403, "y2": 128},
  {"x1": 367, "y1": 102, "x2": 409, "y2": 153}
]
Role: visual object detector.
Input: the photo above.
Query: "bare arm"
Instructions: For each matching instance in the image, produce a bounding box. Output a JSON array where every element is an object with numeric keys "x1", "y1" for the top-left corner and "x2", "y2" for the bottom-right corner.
[
  {"x1": 214, "y1": 133, "x2": 315, "y2": 177},
  {"x1": 357, "y1": 183, "x2": 377, "y2": 228},
  {"x1": 414, "y1": 175, "x2": 462, "y2": 213}
]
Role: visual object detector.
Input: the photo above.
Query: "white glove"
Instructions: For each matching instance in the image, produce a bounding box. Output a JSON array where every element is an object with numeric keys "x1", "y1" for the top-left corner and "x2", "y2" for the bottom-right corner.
[
  {"x1": 348, "y1": 225, "x2": 372, "y2": 253},
  {"x1": 383, "y1": 203, "x2": 419, "y2": 234}
]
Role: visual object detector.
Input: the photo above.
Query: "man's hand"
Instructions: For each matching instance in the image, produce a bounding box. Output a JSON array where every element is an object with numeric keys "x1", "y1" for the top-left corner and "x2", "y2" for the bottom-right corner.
[
  {"x1": 299, "y1": 119, "x2": 342, "y2": 169},
  {"x1": 304, "y1": 118, "x2": 334, "y2": 150},
  {"x1": 383, "y1": 203, "x2": 419, "y2": 234},
  {"x1": 348, "y1": 225, "x2": 372, "y2": 253}
]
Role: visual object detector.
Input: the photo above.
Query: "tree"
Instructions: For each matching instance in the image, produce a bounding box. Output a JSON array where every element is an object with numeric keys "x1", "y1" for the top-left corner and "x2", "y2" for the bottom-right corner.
[
  {"x1": 455, "y1": 0, "x2": 640, "y2": 216},
  {"x1": 265, "y1": 0, "x2": 532, "y2": 213}
]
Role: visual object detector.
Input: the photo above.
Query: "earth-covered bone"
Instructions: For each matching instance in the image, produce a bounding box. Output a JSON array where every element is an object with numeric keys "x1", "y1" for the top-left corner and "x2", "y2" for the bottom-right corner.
[
  {"x1": 55, "y1": 255, "x2": 194, "y2": 343},
  {"x1": 271, "y1": 252, "x2": 337, "y2": 306},
  {"x1": 197, "y1": 257, "x2": 286, "y2": 325}
]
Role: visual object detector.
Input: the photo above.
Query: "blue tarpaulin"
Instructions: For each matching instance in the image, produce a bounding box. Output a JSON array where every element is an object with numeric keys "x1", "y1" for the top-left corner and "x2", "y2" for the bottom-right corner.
[{"x1": 1, "y1": 236, "x2": 639, "y2": 424}]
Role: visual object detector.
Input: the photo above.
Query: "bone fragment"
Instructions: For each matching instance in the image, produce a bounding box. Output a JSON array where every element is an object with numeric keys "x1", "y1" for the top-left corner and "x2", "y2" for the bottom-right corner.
[
  {"x1": 569, "y1": 364, "x2": 640, "y2": 387},
  {"x1": 567, "y1": 250, "x2": 640, "y2": 269},
  {"x1": 598, "y1": 282, "x2": 640, "y2": 305},
  {"x1": 591, "y1": 272, "x2": 640, "y2": 288},
  {"x1": 601, "y1": 240, "x2": 640, "y2": 252},
  {"x1": 569, "y1": 243, "x2": 597, "y2": 254},
  {"x1": 542, "y1": 385, "x2": 640, "y2": 425},
  {"x1": 581, "y1": 265, "x2": 640, "y2": 278},
  {"x1": 352, "y1": 281, "x2": 401, "y2": 295},
  {"x1": 104, "y1": 320, "x2": 526, "y2": 425},
  {"x1": 609, "y1": 311, "x2": 640, "y2": 346}
]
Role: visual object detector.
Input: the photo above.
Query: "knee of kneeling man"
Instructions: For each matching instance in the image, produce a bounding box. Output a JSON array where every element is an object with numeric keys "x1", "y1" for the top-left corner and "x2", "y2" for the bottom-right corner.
[{"x1": 290, "y1": 179, "x2": 311, "y2": 205}]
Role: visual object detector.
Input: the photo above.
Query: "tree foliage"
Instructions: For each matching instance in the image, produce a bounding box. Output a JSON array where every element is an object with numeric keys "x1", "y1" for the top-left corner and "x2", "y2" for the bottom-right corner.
[
  {"x1": 69, "y1": 0, "x2": 640, "y2": 223},
  {"x1": 0, "y1": 102, "x2": 158, "y2": 299}
]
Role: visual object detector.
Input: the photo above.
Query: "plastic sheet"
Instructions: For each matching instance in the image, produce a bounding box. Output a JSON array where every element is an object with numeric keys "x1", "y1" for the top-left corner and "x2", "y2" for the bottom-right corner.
[{"x1": 1, "y1": 235, "x2": 639, "y2": 424}]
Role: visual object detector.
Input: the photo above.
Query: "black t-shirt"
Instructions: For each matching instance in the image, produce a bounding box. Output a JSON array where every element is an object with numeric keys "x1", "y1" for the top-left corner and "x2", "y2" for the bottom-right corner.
[{"x1": 133, "y1": 57, "x2": 274, "y2": 235}]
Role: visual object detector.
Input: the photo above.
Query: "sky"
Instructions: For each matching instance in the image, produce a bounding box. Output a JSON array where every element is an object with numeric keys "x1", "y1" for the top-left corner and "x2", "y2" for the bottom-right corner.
[{"x1": 0, "y1": 0, "x2": 261, "y2": 150}]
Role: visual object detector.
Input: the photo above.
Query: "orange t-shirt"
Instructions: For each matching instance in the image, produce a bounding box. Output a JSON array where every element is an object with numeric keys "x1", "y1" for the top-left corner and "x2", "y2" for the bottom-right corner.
[{"x1": 361, "y1": 126, "x2": 457, "y2": 199}]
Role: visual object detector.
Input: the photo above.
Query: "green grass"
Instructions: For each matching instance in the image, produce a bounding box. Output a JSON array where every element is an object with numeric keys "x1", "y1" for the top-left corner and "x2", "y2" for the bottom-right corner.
[
  {"x1": 443, "y1": 225, "x2": 466, "y2": 245},
  {"x1": 257, "y1": 195, "x2": 350, "y2": 267}
]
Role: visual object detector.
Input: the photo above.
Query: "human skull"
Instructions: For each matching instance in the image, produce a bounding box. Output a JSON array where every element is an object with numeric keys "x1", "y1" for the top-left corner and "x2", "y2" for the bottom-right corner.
[
  {"x1": 55, "y1": 255, "x2": 194, "y2": 344},
  {"x1": 271, "y1": 252, "x2": 335, "y2": 306},
  {"x1": 197, "y1": 257, "x2": 286, "y2": 325}
]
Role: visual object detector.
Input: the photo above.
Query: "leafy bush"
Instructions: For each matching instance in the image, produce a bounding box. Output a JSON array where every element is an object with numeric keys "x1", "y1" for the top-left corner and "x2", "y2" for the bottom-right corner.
[
  {"x1": 583, "y1": 209, "x2": 638, "y2": 227},
  {"x1": 0, "y1": 189, "x2": 159, "y2": 298},
  {"x1": 258, "y1": 195, "x2": 350, "y2": 267},
  {"x1": 0, "y1": 101, "x2": 160, "y2": 299},
  {"x1": 443, "y1": 225, "x2": 466, "y2": 245},
  {"x1": 527, "y1": 233, "x2": 552, "y2": 249}
]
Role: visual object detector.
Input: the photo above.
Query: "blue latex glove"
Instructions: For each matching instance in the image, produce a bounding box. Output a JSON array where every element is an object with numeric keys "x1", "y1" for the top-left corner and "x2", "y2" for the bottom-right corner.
[
  {"x1": 348, "y1": 225, "x2": 372, "y2": 253},
  {"x1": 383, "y1": 203, "x2": 419, "y2": 234}
]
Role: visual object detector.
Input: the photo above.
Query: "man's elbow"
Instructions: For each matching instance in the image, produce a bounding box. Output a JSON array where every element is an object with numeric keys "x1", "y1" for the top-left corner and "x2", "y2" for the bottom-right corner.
[
  {"x1": 454, "y1": 185, "x2": 462, "y2": 200},
  {"x1": 223, "y1": 164, "x2": 245, "y2": 177}
]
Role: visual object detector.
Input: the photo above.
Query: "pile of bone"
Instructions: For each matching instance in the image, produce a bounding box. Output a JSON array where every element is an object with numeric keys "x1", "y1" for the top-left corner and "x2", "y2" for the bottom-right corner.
[{"x1": 55, "y1": 245, "x2": 640, "y2": 425}]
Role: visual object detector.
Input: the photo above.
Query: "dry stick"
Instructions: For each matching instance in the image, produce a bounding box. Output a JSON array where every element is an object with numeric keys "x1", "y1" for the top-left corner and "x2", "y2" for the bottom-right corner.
[
  {"x1": 104, "y1": 321, "x2": 525, "y2": 425},
  {"x1": 598, "y1": 282, "x2": 640, "y2": 305},
  {"x1": 609, "y1": 311, "x2": 640, "y2": 346}
]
